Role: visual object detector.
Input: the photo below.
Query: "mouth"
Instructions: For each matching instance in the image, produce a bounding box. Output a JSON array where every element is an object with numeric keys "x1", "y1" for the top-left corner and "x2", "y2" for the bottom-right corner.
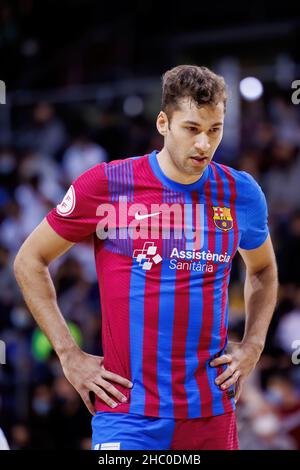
[{"x1": 190, "y1": 155, "x2": 208, "y2": 165}]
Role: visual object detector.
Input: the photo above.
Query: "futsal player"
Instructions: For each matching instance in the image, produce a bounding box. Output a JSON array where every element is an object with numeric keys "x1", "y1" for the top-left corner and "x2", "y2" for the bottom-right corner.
[{"x1": 14, "y1": 65, "x2": 278, "y2": 450}]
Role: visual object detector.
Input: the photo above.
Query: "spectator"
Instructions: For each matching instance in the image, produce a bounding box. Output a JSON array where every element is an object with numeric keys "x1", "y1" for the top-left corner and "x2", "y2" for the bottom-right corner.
[
  {"x1": 17, "y1": 103, "x2": 67, "y2": 158},
  {"x1": 62, "y1": 130, "x2": 107, "y2": 183}
]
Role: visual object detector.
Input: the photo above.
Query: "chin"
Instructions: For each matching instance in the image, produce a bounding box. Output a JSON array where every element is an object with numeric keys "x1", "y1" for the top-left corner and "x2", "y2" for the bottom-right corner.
[
  {"x1": 185, "y1": 166, "x2": 204, "y2": 175},
  {"x1": 189, "y1": 162, "x2": 209, "y2": 172}
]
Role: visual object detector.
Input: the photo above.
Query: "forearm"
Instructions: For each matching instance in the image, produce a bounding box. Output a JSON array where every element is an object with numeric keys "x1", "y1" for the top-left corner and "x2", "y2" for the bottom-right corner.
[
  {"x1": 242, "y1": 262, "x2": 278, "y2": 353},
  {"x1": 14, "y1": 251, "x2": 79, "y2": 360}
]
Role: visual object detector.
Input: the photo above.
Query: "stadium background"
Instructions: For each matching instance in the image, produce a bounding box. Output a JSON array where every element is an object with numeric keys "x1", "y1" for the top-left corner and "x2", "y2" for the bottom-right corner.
[{"x1": 0, "y1": 0, "x2": 300, "y2": 449}]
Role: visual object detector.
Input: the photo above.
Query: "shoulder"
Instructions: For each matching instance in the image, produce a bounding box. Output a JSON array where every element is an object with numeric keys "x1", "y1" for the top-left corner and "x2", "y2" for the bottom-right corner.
[
  {"x1": 102, "y1": 154, "x2": 147, "y2": 173},
  {"x1": 211, "y1": 162, "x2": 264, "y2": 203},
  {"x1": 72, "y1": 155, "x2": 149, "y2": 202},
  {"x1": 72, "y1": 153, "x2": 145, "y2": 189},
  {"x1": 105, "y1": 154, "x2": 147, "y2": 170},
  {"x1": 71, "y1": 163, "x2": 106, "y2": 196},
  {"x1": 103, "y1": 154, "x2": 149, "y2": 187}
]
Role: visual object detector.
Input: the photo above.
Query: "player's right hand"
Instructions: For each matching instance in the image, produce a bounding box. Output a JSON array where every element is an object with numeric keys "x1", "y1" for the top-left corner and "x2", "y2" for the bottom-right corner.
[{"x1": 59, "y1": 347, "x2": 133, "y2": 415}]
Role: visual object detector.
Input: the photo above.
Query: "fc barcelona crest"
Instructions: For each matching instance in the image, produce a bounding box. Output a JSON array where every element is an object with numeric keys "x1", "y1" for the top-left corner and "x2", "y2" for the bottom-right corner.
[{"x1": 212, "y1": 206, "x2": 233, "y2": 231}]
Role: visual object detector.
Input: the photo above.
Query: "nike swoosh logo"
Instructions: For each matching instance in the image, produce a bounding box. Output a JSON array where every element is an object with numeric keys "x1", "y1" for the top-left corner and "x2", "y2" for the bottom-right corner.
[{"x1": 134, "y1": 211, "x2": 161, "y2": 220}]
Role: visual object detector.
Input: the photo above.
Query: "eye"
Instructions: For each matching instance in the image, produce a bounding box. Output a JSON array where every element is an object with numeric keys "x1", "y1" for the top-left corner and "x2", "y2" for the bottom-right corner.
[
  {"x1": 187, "y1": 126, "x2": 197, "y2": 132},
  {"x1": 210, "y1": 127, "x2": 221, "y2": 133}
]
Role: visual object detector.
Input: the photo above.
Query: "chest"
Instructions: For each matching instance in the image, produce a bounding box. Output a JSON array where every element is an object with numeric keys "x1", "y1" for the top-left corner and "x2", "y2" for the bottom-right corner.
[{"x1": 96, "y1": 192, "x2": 245, "y2": 263}]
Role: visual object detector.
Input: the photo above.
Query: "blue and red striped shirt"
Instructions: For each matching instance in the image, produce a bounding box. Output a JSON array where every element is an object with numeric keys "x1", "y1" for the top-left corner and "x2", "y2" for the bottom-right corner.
[{"x1": 46, "y1": 150, "x2": 269, "y2": 418}]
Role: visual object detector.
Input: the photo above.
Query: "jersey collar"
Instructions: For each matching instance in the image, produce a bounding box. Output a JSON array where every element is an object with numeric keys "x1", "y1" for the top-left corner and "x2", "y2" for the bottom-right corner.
[{"x1": 147, "y1": 150, "x2": 210, "y2": 192}]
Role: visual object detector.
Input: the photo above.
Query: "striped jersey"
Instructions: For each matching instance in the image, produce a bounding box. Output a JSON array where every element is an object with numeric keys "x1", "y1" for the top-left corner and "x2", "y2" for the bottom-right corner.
[{"x1": 46, "y1": 149, "x2": 269, "y2": 419}]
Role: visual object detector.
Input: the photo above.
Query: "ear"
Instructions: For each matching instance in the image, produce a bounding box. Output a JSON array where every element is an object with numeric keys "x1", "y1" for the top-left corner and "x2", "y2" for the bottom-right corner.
[{"x1": 156, "y1": 111, "x2": 169, "y2": 136}]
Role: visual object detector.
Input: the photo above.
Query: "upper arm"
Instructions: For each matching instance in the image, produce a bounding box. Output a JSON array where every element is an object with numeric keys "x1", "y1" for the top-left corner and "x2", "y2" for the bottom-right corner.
[
  {"x1": 238, "y1": 234, "x2": 277, "y2": 274},
  {"x1": 239, "y1": 172, "x2": 269, "y2": 251},
  {"x1": 15, "y1": 163, "x2": 107, "y2": 268},
  {"x1": 15, "y1": 218, "x2": 74, "y2": 266}
]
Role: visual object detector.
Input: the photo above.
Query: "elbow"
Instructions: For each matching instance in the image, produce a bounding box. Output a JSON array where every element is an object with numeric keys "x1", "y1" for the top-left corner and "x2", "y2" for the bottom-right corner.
[
  {"x1": 247, "y1": 260, "x2": 278, "y2": 292},
  {"x1": 267, "y1": 259, "x2": 278, "y2": 284},
  {"x1": 13, "y1": 248, "x2": 27, "y2": 282},
  {"x1": 264, "y1": 263, "x2": 279, "y2": 299},
  {"x1": 14, "y1": 245, "x2": 48, "y2": 282},
  {"x1": 260, "y1": 262, "x2": 278, "y2": 287},
  {"x1": 254, "y1": 258, "x2": 278, "y2": 280},
  {"x1": 14, "y1": 245, "x2": 35, "y2": 281}
]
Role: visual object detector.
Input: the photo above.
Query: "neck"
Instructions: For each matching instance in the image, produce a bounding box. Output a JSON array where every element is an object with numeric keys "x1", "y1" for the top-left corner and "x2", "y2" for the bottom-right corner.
[{"x1": 156, "y1": 148, "x2": 204, "y2": 185}]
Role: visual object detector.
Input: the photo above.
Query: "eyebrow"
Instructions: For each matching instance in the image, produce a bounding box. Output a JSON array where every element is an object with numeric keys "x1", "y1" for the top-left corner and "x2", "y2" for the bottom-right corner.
[{"x1": 183, "y1": 120, "x2": 223, "y2": 127}]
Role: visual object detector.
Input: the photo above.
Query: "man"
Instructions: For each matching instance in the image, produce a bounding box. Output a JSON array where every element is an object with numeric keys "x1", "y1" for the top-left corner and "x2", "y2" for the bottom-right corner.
[{"x1": 14, "y1": 65, "x2": 278, "y2": 450}]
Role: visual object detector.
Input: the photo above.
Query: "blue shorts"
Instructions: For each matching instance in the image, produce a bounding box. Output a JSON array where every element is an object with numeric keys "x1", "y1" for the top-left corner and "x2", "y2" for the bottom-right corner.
[{"x1": 91, "y1": 411, "x2": 239, "y2": 450}]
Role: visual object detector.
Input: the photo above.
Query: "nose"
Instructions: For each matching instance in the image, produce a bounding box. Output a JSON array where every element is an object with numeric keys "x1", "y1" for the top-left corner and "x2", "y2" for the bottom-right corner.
[{"x1": 194, "y1": 132, "x2": 211, "y2": 153}]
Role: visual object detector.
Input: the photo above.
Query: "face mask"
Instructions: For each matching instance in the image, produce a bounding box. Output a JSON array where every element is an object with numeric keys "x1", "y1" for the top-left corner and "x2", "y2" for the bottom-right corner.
[
  {"x1": 265, "y1": 388, "x2": 285, "y2": 405},
  {"x1": 0, "y1": 154, "x2": 16, "y2": 173},
  {"x1": 252, "y1": 413, "x2": 279, "y2": 436},
  {"x1": 32, "y1": 398, "x2": 51, "y2": 416},
  {"x1": 10, "y1": 307, "x2": 31, "y2": 329}
]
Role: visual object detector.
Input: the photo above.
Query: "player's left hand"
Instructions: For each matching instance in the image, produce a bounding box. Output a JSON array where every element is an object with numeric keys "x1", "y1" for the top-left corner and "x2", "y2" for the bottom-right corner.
[{"x1": 209, "y1": 341, "x2": 263, "y2": 404}]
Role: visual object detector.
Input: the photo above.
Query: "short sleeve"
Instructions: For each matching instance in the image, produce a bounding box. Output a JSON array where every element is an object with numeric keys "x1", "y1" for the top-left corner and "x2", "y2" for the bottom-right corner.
[
  {"x1": 46, "y1": 163, "x2": 108, "y2": 243},
  {"x1": 239, "y1": 172, "x2": 269, "y2": 250}
]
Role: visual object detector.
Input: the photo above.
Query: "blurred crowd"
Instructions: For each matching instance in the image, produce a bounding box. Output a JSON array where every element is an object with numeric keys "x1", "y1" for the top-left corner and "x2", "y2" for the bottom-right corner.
[{"x1": 0, "y1": 92, "x2": 300, "y2": 449}]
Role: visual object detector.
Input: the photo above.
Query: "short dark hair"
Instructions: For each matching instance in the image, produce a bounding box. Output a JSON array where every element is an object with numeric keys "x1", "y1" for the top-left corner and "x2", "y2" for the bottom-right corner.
[{"x1": 161, "y1": 65, "x2": 227, "y2": 119}]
